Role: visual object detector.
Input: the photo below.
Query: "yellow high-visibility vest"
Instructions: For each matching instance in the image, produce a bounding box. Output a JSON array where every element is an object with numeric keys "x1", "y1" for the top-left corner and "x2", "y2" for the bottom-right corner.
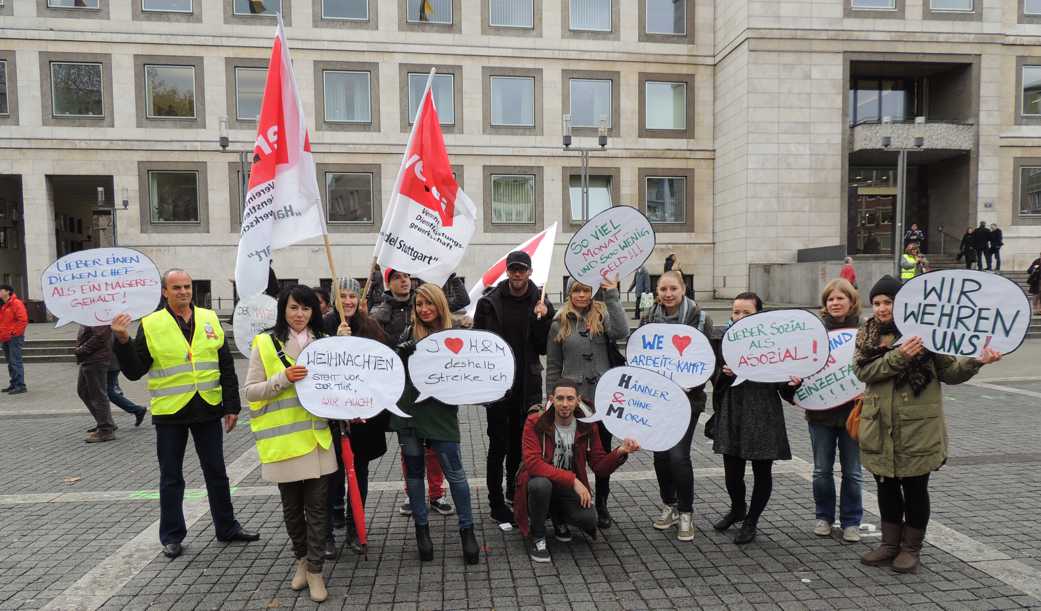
[
  {"x1": 142, "y1": 307, "x2": 223, "y2": 415},
  {"x1": 248, "y1": 333, "x2": 331, "y2": 464},
  {"x1": 900, "y1": 254, "x2": 918, "y2": 281}
]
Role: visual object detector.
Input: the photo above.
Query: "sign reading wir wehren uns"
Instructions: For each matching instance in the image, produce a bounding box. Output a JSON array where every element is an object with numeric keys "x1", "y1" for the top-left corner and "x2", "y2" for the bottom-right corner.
[
  {"x1": 721, "y1": 309, "x2": 831, "y2": 385},
  {"x1": 41, "y1": 247, "x2": 161, "y2": 327},
  {"x1": 564, "y1": 206, "x2": 655, "y2": 288},
  {"x1": 407, "y1": 329, "x2": 516, "y2": 405},
  {"x1": 794, "y1": 328, "x2": 866, "y2": 411},
  {"x1": 582, "y1": 366, "x2": 690, "y2": 452},
  {"x1": 295, "y1": 336, "x2": 410, "y2": 420}
]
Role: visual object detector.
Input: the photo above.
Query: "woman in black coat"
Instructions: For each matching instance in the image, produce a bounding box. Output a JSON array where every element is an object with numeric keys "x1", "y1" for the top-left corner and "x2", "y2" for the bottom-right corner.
[
  {"x1": 957, "y1": 227, "x2": 975, "y2": 269},
  {"x1": 1028, "y1": 253, "x2": 1041, "y2": 314}
]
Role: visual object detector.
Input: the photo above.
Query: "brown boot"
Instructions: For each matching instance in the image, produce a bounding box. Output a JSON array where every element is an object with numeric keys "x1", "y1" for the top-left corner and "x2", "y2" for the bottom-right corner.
[
  {"x1": 290, "y1": 558, "x2": 307, "y2": 591},
  {"x1": 892, "y1": 526, "x2": 925, "y2": 574},
  {"x1": 306, "y1": 570, "x2": 328, "y2": 603},
  {"x1": 861, "y1": 521, "x2": 902, "y2": 566}
]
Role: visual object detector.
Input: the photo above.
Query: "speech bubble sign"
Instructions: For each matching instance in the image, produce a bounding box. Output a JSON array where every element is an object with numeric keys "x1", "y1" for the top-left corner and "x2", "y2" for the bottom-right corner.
[
  {"x1": 41, "y1": 247, "x2": 161, "y2": 327},
  {"x1": 295, "y1": 336, "x2": 410, "y2": 420},
  {"x1": 407, "y1": 329, "x2": 516, "y2": 405},
  {"x1": 564, "y1": 206, "x2": 655, "y2": 288},
  {"x1": 626, "y1": 323, "x2": 715, "y2": 390},
  {"x1": 894, "y1": 269, "x2": 1031, "y2": 357},
  {"x1": 232, "y1": 294, "x2": 278, "y2": 357},
  {"x1": 794, "y1": 328, "x2": 866, "y2": 411},
  {"x1": 579, "y1": 366, "x2": 691, "y2": 452},
  {"x1": 722, "y1": 309, "x2": 830, "y2": 385}
]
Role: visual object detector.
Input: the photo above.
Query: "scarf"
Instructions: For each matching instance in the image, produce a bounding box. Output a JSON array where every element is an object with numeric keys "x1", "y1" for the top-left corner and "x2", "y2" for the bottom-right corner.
[
  {"x1": 647, "y1": 297, "x2": 695, "y2": 325},
  {"x1": 821, "y1": 312, "x2": 861, "y2": 331},
  {"x1": 855, "y1": 317, "x2": 933, "y2": 396}
]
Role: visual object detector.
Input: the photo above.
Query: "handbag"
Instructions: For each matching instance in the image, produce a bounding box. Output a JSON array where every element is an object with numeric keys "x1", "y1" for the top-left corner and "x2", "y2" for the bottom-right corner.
[
  {"x1": 846, "y1": 397, "x2": 863, "y2": 441},
  {"x1": 703, "y1": 412, "x2": 716, "y2": 440}
]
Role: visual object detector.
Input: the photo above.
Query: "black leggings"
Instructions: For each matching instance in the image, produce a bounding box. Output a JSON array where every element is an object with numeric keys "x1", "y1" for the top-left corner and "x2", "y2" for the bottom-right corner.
[
  {"x1": 874, "y1": 473, "x2": 930, "y2": 530},
  {"x1": 723, "y1": 455, "x2": 774, "y2": 524},
  {"x1": 595, "y1": 423, "x2": 612, "y2": 505}
]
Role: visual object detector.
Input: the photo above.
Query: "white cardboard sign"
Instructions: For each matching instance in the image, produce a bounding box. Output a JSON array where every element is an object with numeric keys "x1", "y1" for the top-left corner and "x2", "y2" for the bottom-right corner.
[
  {"x1": 626, "y1": 323, "x2": 716, "y2": 390},
  {"x1": 894, "y1": 269, "x2": 1031, "y2": 357},
  {"x1": 722, "y1": 309, "x2": 830, "y2": 385},
  {"x1": 794, "y1": 328, "x2": 866, "y2": 411},
  {"x1": 41, "y1": 247, "x2": 161, "y2": 327},
  {"x1": 408, "y1": 330, "x2": 516, "y2": 405},
  {"x1": 564, "y1": 206, "x2": 655, "y2": 287},
  {"x1": 295, "y1": 336, "x2": 410, "y2": 420},
  {"x1": 580, "y1": 366, "x2": 691, "y2": 452},
  {"x1": 233, "y1": 294, "x2": 278, "y2": 357}
]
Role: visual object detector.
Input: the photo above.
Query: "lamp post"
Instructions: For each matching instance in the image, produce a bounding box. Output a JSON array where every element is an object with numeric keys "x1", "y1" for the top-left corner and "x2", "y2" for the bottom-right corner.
[
  {"x1": 562, "y1": 114, "x2": 608, "y2": 223},
  {"x1": 93, "y1": 185, "x2": 129, "y2": 247},
  {"x1": 881, "y1": 132, "x2": 925, "y2": 277},
  {"x1": 219, "y1": 117, "x2": 252, "y2": 217}
]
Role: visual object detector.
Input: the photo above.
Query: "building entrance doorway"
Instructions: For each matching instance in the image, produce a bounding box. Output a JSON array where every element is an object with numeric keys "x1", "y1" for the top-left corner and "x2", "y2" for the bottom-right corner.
[
  {"x1": 47, "y1": 175, "x2": 114, "y2": 256},
  {"x1": 0, "y1": 175, "x2": 27, "y2": 297}
]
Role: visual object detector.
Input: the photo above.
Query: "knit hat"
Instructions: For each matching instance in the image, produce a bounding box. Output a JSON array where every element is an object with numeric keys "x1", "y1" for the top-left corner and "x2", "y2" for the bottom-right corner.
[
  {"x1": 869, "y1": 275, "x2": 902, "y2": 302},
  {"x1": 337, "y1": 277, "x2": 362, "y2": 294}
]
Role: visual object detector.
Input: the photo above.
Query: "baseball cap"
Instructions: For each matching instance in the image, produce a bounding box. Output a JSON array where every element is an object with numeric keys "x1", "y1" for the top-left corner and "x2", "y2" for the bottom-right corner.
[{"x1": 506, "y1": 251, "x2": 532, "y2": 270}]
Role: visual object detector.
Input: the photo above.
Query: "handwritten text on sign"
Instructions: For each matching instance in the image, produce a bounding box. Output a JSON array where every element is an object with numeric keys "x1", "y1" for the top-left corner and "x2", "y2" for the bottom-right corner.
[
  {"x1": 581, "y1": 366, "x2": 690, "y2": 452},
  {"x1": 895, "y1": 269, "x2": 1031, "y2": 357},
  {"x1": 722, "y1": 309, "x2": 830, "y2": 385},
  {"x1": 626, "y1": 323, "x2": 716, "y2": 390},
  {"x1": 42, "y1": 247, "x2": 161, "y2": 327},
  {"x1": 295, "y1": 337, "x2": 409, "y2": 420},
  {"x1": 234, "y1": 294, "x2": 278, "y2": 357},
  {"x1": 408, "y1": 330, "x2": 516, "y2": 405},
  {"x1": 564, "y1": 206, "x2": 655, "y2": 287},
  {"x1": 794, "y1": 329, "x2": 866, "y2": 411}
]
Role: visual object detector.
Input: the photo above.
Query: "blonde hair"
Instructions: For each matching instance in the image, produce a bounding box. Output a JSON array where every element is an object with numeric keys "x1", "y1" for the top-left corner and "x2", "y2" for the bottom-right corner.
[
  {"x1": 819, "y1": 278, "x2": 861, "y2": 318},
  {"x1": 411, "y1": 284, "x2": 453, "y2": 340},
  {"x1": 554, "y1": 281, "x2": 606, "y2": 343},
  {"x1": 655, "y1": 271, "x2": 687, "y2": 305}
]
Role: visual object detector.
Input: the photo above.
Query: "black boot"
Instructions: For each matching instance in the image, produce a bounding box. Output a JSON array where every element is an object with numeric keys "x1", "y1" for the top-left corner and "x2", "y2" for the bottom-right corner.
[
  {"x1": 595, "y1": 489, "x2": 612, "y2": 529},
  {"x1": 713, "y1": 505, "x2": 747, "y2": 532},
  {"x1": 733, "y1": 520, "x2": 757, "y2": 545},
  {"x1": 415, "y1": 524, "x2": 434, "y2": 562},
  {"x1": 332, "y1": 504, "x2": 346, "y2": 530},
  {"x1": 344, "y1": 515, "x2": 362, "y2": 554},
  {"x1": 460, "y1": 527, "x2": 480, "y2": 565}
]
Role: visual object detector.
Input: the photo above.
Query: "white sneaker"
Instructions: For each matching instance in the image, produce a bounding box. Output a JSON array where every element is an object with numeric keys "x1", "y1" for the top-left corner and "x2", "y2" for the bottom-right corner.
[
  {"x1": 814, "y1": 519, "x2": 832, "y2": 537},
  {"x1": 843, "y1": 526, "x2": 861, "y2": 542},
  {"x1": 653, "y1": 505, "x2": 679, "y2": 530},
  {"x1": 677, "y1": 512, "x2": 695, "y2": 542}
]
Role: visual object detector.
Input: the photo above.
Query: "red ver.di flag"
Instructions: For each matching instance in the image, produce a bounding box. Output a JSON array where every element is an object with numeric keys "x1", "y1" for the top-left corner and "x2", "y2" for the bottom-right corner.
[
  {"x1": 375, "y1": 71, "x2": 476, "y2": 285},
  {"x1": 234, "y1": 16, "x2": 326, "y2": 298}
]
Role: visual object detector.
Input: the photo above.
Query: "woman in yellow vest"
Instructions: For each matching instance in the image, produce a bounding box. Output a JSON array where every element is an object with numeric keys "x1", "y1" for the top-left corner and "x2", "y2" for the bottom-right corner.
[{"x1": 243, "y1": 285, "x2": 333, "y2": 603}]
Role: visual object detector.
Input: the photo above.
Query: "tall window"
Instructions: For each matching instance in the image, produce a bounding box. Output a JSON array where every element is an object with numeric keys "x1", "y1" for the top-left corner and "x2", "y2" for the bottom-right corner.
[
  {"x1": 490, "y1": 76, "x2": 535, "y2": 126},
  {"x1": 491, "y1": 175, "x2": 535, "y2": 224},
  {"x1": 489, "y1": 0, "x2": 533, "y2": 27},
  {"x1": 143, "y1": 0, "x2": 192, "y2": 11},
  {"x1": 849, "y1": 78, "x2": 914, "y2": 124},
  {"x1": 1021, "y1": 167, "x2": 1041, "y2": 215},
  {"x1": 322, "y1": 0, "x2": 367, "y2": 19},
  {"x1": 645, "y1": 0, "x2": 684, "y2": 35},
  {"x1": 570, "y1": 0, "x2": 611, "y2": 31},
  {"x1": 569, "y1": 79, "x2": 612, "y2": 128},
  {"x1": 0, "y1": 61, "x2": 7, "y2": 116},
  {"x1": 235, "y1": 67, "x2": 265, "y2": 121},
  {"x1": 233, "y1": 0, "x2": 280, "y2": 15},
  {"x1": 850, "y1": 0, "x2": 895, "y2": 8},
  {"x1": 1028, "y1": 0, "x2": 1041, "y2": 14},
  {"x1": 930, "y1": 0, "x2": 971, "y2": 10},
  {"x1": 1024, "y1": 66, "x2": 1041, "y2": 116},
  {"x1": 50, "y1": 62, "x2": 104, "y2": 117},
  {"x1": 407, "y1": 0, "x2": 451, "y2": 23},
  {"x1": 645, "y1": 176, "x2": 685, "y2": 224},
  {"x1": 323, "y1": 71, "x2": 371, "y2": 123},
  {"x1": 568, "y1": 175, "x2": 612, "y2": 222},
  {"x1": 148, "y1": 171, "x2": 200, "y2": 223},
  {"x1": 408, "y1": 73, "x2": 454, "y2": 124},
  {"x1": 145, "y1": 65, "x2": 196, "y2": 118},
  {"x1": 48, "y1": 0, "x2": 100, "y2": 7},
  {"x1": 645, "y1": 81, "x2": 686, "y2": 130},
  {"x1": 326, "y1": 173, "x2": 374, "y2": 223}
]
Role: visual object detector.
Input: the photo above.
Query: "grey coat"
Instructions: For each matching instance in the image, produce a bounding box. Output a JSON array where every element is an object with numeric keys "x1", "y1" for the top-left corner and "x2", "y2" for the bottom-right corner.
[{"x1": 545, "y1": 288, "x2": 629, "y2": 403}]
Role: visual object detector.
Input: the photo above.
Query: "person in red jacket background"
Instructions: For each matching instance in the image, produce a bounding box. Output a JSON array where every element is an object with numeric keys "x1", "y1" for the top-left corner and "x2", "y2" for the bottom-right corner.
[
  {"x1": 839, "y1": 257, "x2": 857, "y2": 289},
  {"x1": 0, "y1": 284, "x2": 28, "y2": 395}
]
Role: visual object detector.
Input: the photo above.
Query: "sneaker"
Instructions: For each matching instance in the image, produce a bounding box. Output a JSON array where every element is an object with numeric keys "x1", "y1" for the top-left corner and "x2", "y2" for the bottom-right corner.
[
  {"x1": 85, "y1": 430, "x2": 115, "y2": 443},
  {"x1": 553, "y1": 523, "x2": 572, "y2": 543},
  {"x1": 429, "y1": 497, "x2": 455, "y2": 515},
  {"x1": 843, "y1": 526, "x2": 862, "y2": 543},
  {"x1": 677, "y1": 512, "x2": 695, "y2": 541},
  {"x1": 1, "y1": 385, "x2": 12, "y2": 392},
  {"x1": 653, "y1": 505, "x2": 679, "y2": 530},
  {"x1": 490, "y1": 504, "x2": 514, "y2": 524},
  {"x1": 134, "y1": 410, "x2": 146, "y2": 427},
  {"x1": 814, "y1": 519, "x2": 832, "y2": 537},
  {"x1": 528, "y1": 538, "x2": 551, "y2": 563},
  {"x1": 399, "y1": 502, "x2": 413, "y2": 516},
  {"x1": 7, "y1": 387, "x2": 26, "y2": 395}
]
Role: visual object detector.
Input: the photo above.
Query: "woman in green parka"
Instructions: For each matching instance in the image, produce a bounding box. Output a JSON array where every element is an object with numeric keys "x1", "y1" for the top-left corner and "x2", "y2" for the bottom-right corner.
[{"x1": 853, "y1": 275, "x2": 1001, "y2": 574}]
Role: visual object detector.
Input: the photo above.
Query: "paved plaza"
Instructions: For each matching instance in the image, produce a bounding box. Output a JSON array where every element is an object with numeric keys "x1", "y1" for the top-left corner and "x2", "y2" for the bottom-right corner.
[{"x1": 1, "y1": 350, "x2": 1040, "y2": 610}]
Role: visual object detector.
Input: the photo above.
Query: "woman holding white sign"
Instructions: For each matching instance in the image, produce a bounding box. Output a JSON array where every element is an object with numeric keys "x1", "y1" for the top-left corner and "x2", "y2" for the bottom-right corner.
[
  {"x1": 391, "y1": 284, "x2": 480, "y2": 565},
  {"x1": 546, "y1": 277, "x2": 629, "y2": 530},
  {"x1": 242, "y1": 285, "x2": 334, "y2": 603},
  {"x1": 854, "y1": 275, "x2": 1000, "y2": 574}
]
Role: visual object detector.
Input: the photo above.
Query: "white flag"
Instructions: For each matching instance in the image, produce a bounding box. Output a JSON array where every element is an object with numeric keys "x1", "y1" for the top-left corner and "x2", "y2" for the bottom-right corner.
[{"x1": 464, "y1": 223, "x2": 558, "y2": 317}]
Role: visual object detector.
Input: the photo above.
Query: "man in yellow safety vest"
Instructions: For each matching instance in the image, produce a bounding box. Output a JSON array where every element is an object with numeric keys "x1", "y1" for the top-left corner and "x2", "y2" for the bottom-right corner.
[{"x1": 113, "y1": 269, "x2": 259, "y2": 559}]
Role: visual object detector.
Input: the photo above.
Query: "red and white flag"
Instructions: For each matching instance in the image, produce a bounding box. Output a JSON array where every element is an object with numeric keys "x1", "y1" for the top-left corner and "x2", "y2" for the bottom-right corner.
[
  {"x1": 464, "y1": 223, "x2": 558, "y2": 317},
  {"x1": 375, "y1": 71, "x2": 476, "y2": 286},
  {"x1": 234, "y1": 16, "x2": 325, "y2": 298}
]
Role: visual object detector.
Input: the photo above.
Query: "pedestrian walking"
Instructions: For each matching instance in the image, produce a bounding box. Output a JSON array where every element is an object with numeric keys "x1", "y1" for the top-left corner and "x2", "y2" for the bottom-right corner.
[
  {"x1": 0, "y1": 284, "x2": 28, "y2": 395},
  {"x1": 243, "y1": 285, "x2": 333, "y2": 602},
  {"x1": 957, "y1": 227, "x2": 976, "y2": 269},
  {"x1": 473, "y1": 251, "x2": 555, "y2": 524},
  {"x1": 515, "y1": 378, "x2": 639, "y2": 564},
  {"x1": 106, "y1": 337, "x2": 147, "y2": 428},
  {"x1": 807, "y1": 279, "x2": 863, "y2": 542},
  {"x1": 839, "y1": 257, "x2": 857, "y2": 289},
  {"x1": 112, "y1": 269, "x2": 259, "y2": 559},
  {"x1": 76, "y1": 325, "x2": 117, "y2": 443},
  {"x1": 628, "y1": 265, "x2": 651, "y2": 320},
  {"x1": 392, "y1": 284, "x2": 480, "y2": 565},
  {"x1": 642, "y1": 271, "x2": 715, "y2": 542},
  {"x1": 711, "y1": 292, "x2": 801, "y2": 545},
  {"x1": 1028, "y1": 253, "x2": 1041, "y2": 314},
  {"x1": 987, "y1": 223, "x2": 1003, "y2": 271},
  {"x1": 853, "y1": 275, "x2": 1001, "y2": 574},
  {"x1": 545, "y1": 277, "x2": 629, "y2": 529},
  {"x1": 973, "y1": 221, "x2": 991, "y2": 270}
]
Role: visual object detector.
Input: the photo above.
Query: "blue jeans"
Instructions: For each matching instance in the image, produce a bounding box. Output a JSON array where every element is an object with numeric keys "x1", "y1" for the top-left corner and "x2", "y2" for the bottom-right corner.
[
  {"x1": 399, "y1": 432, "x2": 473, "y2": 529},
  {"x1": 3, "y1": 335, "x2": 24, "y2": 389},
  {"x1": 808, "y1": 423, "x2": 863, "y2": 528},
  {"x1": 107, "y1": 370, "x2": 145, "y2": 415}
]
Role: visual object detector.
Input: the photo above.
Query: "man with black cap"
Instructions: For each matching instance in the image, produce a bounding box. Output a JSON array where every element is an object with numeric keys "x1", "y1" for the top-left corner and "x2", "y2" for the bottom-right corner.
[{"x1": 474, "y1": 251, "x2": 555, "y2": 523}]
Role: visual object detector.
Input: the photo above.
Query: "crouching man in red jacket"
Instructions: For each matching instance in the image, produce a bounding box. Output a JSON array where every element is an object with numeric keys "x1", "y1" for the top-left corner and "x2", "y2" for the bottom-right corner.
[{"x1": 513, "y1": 377, "x2": 640, "y2": 563}]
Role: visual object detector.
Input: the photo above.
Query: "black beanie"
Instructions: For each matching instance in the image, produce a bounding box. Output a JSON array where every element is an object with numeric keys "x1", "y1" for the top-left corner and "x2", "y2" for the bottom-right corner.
[{"x1": 870, "y1": 275, "x2": 902, "y2": 301}]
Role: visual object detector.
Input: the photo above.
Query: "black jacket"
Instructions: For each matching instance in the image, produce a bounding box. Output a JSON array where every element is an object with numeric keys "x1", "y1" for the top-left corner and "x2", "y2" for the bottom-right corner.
[
  {"x1": 972, "y1": 226, "x2": 991, "y2": 250},
  {"x1": 990, "y1": 228, "x2": 1003, "y2": 249},
  {"x1": 371, "y1": 291, "x2": 413, "y2": 342}
]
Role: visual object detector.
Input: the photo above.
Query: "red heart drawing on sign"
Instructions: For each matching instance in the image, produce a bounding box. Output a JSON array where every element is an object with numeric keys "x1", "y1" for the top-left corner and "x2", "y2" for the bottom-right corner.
[
  {"x1": 444, "y1": 338, "x2": 464, "y2": 354},
  {"x1": 672, "y1": 335, "x2": 692, "y2": 356}
]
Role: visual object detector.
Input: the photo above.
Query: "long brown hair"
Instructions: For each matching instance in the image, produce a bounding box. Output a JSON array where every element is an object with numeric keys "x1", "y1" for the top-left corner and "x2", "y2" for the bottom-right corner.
[
  {"x1": 411, "y1": 283, "x2": 453, "y2": 340},
  {"x1": 554, "y1": 281, "x2": 606, "y2": 343},
  {"x1": 819, "y1": 278, "x2": 861, "y2": 319}
]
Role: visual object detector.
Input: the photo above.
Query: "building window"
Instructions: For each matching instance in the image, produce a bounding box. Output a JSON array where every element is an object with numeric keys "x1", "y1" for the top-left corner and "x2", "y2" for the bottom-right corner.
[
  {"x1": 569, "y1": 79, "x2": 612, "y2": 128},
  {"x1": 851, "y1": 0, "x2": 895, "y2": 8},
  {"x1": 645, "y1": 176, "x2": 686, "y2": 224},
  {"x1": 1028, "y1": 0, "x2": 1041, "y2": 15},
  {"x1": 323, "y1": 71, "x2": 371, "y2": 123},
  {"x1": 645, "y1": 0, "x2": 683, "y2": 34},
  {"x1": 326, "y1": 172, "x2": 374, "y2": 223},
  {"x1": 1021, "y1": 167, "x2": 1041, "y2": 215},
  {"x1": 0, "y1": 61, "x2": 8, "y2": 116},
  {"x1": 568, "y1": 175, "x2": 613, "y2": 223},
  {"x1": 490, "y1": 76, "x2": 535, "y2": 127},
  {"x1": 645, "y1": 81, "x2": 686, "y2": 130},
  {"x1": 50, "y1": 62, "x2": 104, "y2": 118},
  {"x1": 235, "y1": 67, "x2": 265, "y2": 121},
  {"x1": 148, "y1": 171, "x2": 200, "y2": 224},
  {"x1": 145, "y1": 65, "x2": 196, "y2": 119},
  {"x1": 929, "y1": 0, "x2": 971, "y2": 10},
  {"x1": 234, "y1": 0, "x2": 280, "y2": 15},
  {"x1": 408, "y1": 72, "x2": 454, "y2": 124},
  {"x1": 407, "y1": 0, "x2": 451, "y2": 23},
  {"x1": 48, "y1": 0, "x2": 99, "y2": 7},
  {"x1": 1024, "y1": 66, "x2": 1041, "y2": 116},
  {"x1": 491, "y1": 174, "x2": 536, "y2": 224},
  {"x1": 143, "y1": 0, "x2": 192, "y2": 11},
  {"x1": 570, "y1": 0, "x2": 610, "y2": 30},
  {"x1": 322, "y1": 0, "x2": 366, "y2": 19},
  {"x1": 849, "y1": 78, "x2": 915, "y2": 124},
  {"x1": 489, "y1": 0, "x2": 533, "y2": 27}
]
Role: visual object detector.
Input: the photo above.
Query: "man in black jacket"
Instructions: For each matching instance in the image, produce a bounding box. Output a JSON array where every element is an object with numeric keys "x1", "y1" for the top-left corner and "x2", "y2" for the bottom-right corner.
[
  {"x1": 474, "y1": 251, "x2": 555, "y2": 523},
  {"x1": 973, "y1": 221, "x2": 991, "y2": 271}
]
